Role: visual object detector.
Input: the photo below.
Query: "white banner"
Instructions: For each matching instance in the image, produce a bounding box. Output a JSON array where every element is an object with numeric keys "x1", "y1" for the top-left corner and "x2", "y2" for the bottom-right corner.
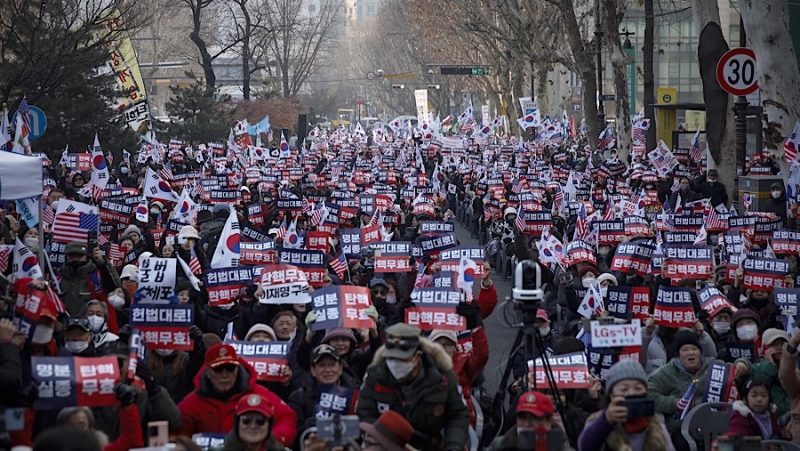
[{"x1": 414, "y1": 89, "x2": 429, "y2": 125}]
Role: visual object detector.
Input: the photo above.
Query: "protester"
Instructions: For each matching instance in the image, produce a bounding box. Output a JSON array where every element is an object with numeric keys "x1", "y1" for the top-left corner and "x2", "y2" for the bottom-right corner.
[
  {"x1": 490, "y1": 391, "x2": 572, "y2": 451},
  {"x1": 222, "y1": 394, "x2": 286, "y2": 451},
  {"x1": 359, "y1": 410, "x2": 416, "y2": 451},
  {"x1": 728, "y1": 377, "x2": 780, "y2": 439}
]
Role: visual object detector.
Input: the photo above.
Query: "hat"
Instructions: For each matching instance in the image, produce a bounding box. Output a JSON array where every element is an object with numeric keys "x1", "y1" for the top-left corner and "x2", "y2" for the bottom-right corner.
[
  {"x1": 359, "y1": 410, "x2": 414, "y2": 451},
  {"x1": 762, "y1": 328, "x2": 790, "y2": 347},
  {"x1": 516, "y1": 391, "x2": 555, "y2": 417},
  {"x1": 383, "y1": 323, "x2": 421, "y2": 360},
  {"x1": 311, "y1": 344, "x2": 341, "y2": 364},
  {"x1": 123, "y1": 225, "x2": 141, "y2": 238},
  {"x1": 504, "y1": 207, "x2": 518, "y2": 217},
  {"x1": 771, "y1": 182, "x2": 784, "y2": 190},
  {"x1": 673, "y1": 330, "x2": 702, "y2": 354},
  {"x1": 321, "y1": 327, "x2": 357, "y2": 345},
  {"x1": 577, "y1": 265, "x2": 599, "y2": 279},
  {"x1": 65, "y1": 316, "x2": 90, "y2": 332},
  {"x1": 732, "y1": 308, "x2": 759, "y2": 327},
  {"x1": 204, "y1": 343, "x2": 239, "y2": 368},
  {"x1": 596, "y1": 273, "x2": 618, "y2": 286},
  {"x1": 268, "y1": 228, "x2": 279, "y2": 236},
  {"x1": 150, "y1": 201, "x2": 164, "y2": 211},
  {"x1": 605, "y1": 360, "x2": 648, "y2": 392},
  {"x1": 244, "y1": 324, "x2": 277, "y2": 341},
  {"x1": 197, "y1": 210, "x2": 213, "y2": 224},
  {"x1": 236, "y1": 394, "x2": 274, "y2": 418},
  {"x1": 535, "y1": 309, "x2": 549, "y2": 323},
  {"x1": 120, "y1": 264, "x2": 138, "y2": 281},
  {"x1": 178, "y1": 225, "x2": 200, "y2": 240},
  {"x1": 64, "y1": 241, "x2": 87, "y2": 256},
  {"x1": 429, "y1": 329, "x2": 457, "y2": 345},
  {"x1": 708, "y1": 169, "x2": 718, "y2": 177},
  {"x1": 369, "y1": 278, "x2": 390, "y2": 289}
]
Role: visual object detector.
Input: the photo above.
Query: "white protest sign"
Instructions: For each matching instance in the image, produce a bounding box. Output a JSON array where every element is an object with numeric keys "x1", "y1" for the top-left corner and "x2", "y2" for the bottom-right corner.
[
  {"x1": 137, "y1": 257, "x2": 177, "y2": 303},
  {"x1": 590, "y1": 319, "x2": 642, "y2": 348}
]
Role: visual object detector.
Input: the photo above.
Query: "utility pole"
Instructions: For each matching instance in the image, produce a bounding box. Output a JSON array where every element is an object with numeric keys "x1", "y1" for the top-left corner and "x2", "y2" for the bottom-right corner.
[
  {"x1": 734, "y1": 15, "x2": 748, "y2": 176},
  {"x1": 595, "y1": 0, "x2": 606, "y2": 128}
]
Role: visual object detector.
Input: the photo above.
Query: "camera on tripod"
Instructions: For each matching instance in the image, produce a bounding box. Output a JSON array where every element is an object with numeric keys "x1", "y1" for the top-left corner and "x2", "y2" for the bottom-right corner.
[{"x1": 512, "y1": 260, "x2": 545, "y2": 321}]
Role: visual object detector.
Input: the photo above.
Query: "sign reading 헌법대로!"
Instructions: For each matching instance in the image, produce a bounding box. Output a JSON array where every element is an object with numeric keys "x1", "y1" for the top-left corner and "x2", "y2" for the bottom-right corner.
[
  {"x1": 527, "y1": 352, "x2": 591, "y2": 389},
  {"x1": 278, "y1": 249, "x2": 327, "y2": 287},
  {"x1": 664, "y1": 246, "x2": 714, "y2": 280},
  {"x1": 311, "y1": 285, "x2": 374, "y2": 331},
  {"x1": 653, "y1": 286, "x2": 696, "y2": 327},
  {"x1": 405, "y1": 287, "x2": 465, "y2": 330},
  {"x1": 742, "y1": 257, "x2": 790, "y2": 291},
  {"x1": 225, "y1": 341, "x2": 290, "y2": 382},
  {"x1": 32, "y1": 356, "x2": 119, "y2": 409},
  {"x1": 129, "y1": 304, "x2": 194, "y2": 350}
]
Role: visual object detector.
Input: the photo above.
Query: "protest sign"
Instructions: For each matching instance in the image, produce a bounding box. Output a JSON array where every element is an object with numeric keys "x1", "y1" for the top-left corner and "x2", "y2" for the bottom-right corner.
[
  {"x1": 340, "y1": 228, "x2": 362, "y2": 258},
  {"x1": 137, "y1": 257, "x2": 177, "y2": 303},
  {"x1": 278, "y1": 249, "x2": 327, "y2": 286},
  {"x1": 406, "y1": 287, "x2": 465, "y2": 330},
  {"x1": 671, "y1": 214, "x2": 704, "y2": 233},
  {"x1": 32, "y1": 356, "x2": 119, "y2": 409},
  {"x1": 226, "y1": 341, "x2": 290, "y2": 382},
  {"x1": 774, "y1": 230, "x2": 800, "y2": 255},
  {"x1": 314, "y1": 386, "x2": 356, "y2": 419},
  {"x1": 623, "y1": 216, "x2": 652, "y2": 238},
  {"x1": 698, "y1": 286, "x2": 737, "y2": 318},
  {"x1": 742, "y1": 257, "x2": 790, "y2": 291},
  {"x1": 775, "y1": 288, "x2": 800, "y2": 330},
  {"x1": 256, "y1": 264, "x2": 312, "y2": 304},
  {"x1": 417, "y1": 233, "x2": 457, "y2": 256},
  {"x1": 440, "y1": 247, "x2": 487, "y2": 277},
  {"x1": 610, "y1": 242, "x2": 653, "y2": 276},
  {"x1": 605, "y1": 286, "x2": 650, "y2": 320},
  {"x1": 565, "y1": 240, "x2": 597, "y2": 266},
  {"x1": 664, "y1": 247, "x2": 714, "y2": 280},
  {"x1": 528, "y1": 352, "x2": 591, "y2": 389},
  {"x1": 590, "y1": 320, "x2": 642, "y2": 348},
  {"x1": 419, "y1": 221, "x2": 455, "y2": 235},
  {"x1": 653, "y1": 286, "x2": 696, "y2": 327},
  {"x1": 129, "y1": 304, "x2": 194, "y2": 350},
  {"x1": 239, "y1": 241, "x2": 277, "y2": 265},
  {"x1": 192, "y1": 434, "x2": 226, "y2": 450},
  {"x1": 311, "y1": 285, "x2": 374, "y2": 330},
  {"x1": 520, "y1": 211, "x2": 553, "y2": 236},
  {"x1": 728, "y1": 342, "x2": 758, "y2": 361},
  {"x1": 594, "y1": 220, "x2": 625, "y2": 246},
  {"x1": 205, "y1": 267, "x2": 255, "y2": 307},
  {"x1": 371, "y1": 241, "x2": 413, "y2": 273},
  {"x1": 703, "y1": 362, "x2": 739, "y2": 403},
  {"x1": 306, "y1": 231, "x2": 331, "y2": 252}
]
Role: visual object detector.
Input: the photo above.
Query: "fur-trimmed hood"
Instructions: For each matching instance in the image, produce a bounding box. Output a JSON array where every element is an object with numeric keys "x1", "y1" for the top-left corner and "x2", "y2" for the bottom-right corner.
[
  {"x1": 371, "y1": 336, "x2": 453, "y2": 371},
  {"x1": 733, "y1": 400, "x2": 778, "y2": 417}
]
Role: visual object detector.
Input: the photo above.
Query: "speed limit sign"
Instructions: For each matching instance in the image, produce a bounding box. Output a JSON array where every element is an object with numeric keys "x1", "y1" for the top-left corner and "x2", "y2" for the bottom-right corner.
[{"x1": 716, "y1": 48, "x2": 759, "y2": 96}]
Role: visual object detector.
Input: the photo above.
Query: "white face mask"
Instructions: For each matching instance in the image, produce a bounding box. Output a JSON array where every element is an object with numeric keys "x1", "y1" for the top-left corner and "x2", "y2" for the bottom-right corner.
[
  {"x1": 155, "y1": 349, "x2": 175, "y2": 357},
  {"x1": 108, "y1": 294, "x2": 125, "y2": 309},
  {"x1": 772, "y1": 190, "x2": 782, "y2": 199},
  {"x1": 87, "y1": 315, "x2": 105, "y2": 333},
  {"x1": 737, "y1": 324, "x2": 758, "y2": 341},
  {"x1": 712, "y1": 321, "x2": 731, "y2": 334},
  {"x1": 600, "y1": 286, "x2": 608, "y2": 298},
  {"x1": 582, "y1": 277, "x2": 596, "y2": 288},
  {"x1": 386, "y1": 294, "x2": 397, "y2": 305},
  {"x1": 31, "y1": 325, "x2": 54, "y2": 344},
  {"x1": 538, "y1": 326, "x2": 551, "y2": 337},
  {"x1": 65, "y1": 340, "x2": 89, "y2": 354},
  {"x1": 386, "y1": 358, "x2": 416, "y2": 380},
  {"x1": 24, "y1": 237, "x2": 39, "y2": 249}
]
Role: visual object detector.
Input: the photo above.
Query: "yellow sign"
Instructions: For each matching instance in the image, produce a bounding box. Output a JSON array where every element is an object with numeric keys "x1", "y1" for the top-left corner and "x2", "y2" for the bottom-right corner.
[
  {"x1": 685, "y1": 111, "x2": 706, "y2": 132},
  {"x1": 655, "y1": 87, "x2": 677, "y2": 148}
]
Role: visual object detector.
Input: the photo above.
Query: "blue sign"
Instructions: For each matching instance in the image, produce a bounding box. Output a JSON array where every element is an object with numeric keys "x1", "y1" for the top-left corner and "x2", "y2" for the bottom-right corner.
[{"x1": 13, "y1": 106, "x2": 47, "y2": 141}]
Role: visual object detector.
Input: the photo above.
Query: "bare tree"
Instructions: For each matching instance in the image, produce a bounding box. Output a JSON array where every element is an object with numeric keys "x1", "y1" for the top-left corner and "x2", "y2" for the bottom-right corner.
[
  {"x1": 225, "y1": 0, "x2": 276, "y2": 100},
  {"x1": 602, "y1": 0, "x2": 632, "y2": 161}
]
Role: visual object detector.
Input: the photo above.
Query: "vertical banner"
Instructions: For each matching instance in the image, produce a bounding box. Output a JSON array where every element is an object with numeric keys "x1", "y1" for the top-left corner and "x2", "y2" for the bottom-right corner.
[
  {"x1": 414, "y1": 89, "x2": 429, "y2": 125},
  {"x1": 703, "y1": 361, "x2": 738, "y2": 403}
]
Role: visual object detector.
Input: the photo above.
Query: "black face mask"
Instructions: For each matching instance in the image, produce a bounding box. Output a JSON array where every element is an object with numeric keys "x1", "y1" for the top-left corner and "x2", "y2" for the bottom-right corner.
[{"x1": 65, "y1": 260, "x2": 84, "y2": 270}]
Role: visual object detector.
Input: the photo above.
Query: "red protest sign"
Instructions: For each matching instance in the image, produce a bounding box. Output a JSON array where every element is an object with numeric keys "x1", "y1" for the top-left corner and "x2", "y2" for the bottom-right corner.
[
  {"x1": 653, "y1": 286, "x2": 696, "y2": 327},
  {"x1": 742, "y1": 257, "x2": 790, "y2": 291},
  {"x1": 528, "y1": 352, "x2": 591, "y2": 389},
  {"x1": 306, "y1": 231, "x2": 331, "y2": 252},
  {"x1": 311, "y1": 285, "x2": 375, "y2": 330},
  {"x1": 77, "y1": 152, "x2": 92, "y2": 171},
  {"x1": 32, "y1": 356, "x2": 120, "y2": 409},
  {"x1": 227, "y1": 341, "x2": 290, "y2": 382}
]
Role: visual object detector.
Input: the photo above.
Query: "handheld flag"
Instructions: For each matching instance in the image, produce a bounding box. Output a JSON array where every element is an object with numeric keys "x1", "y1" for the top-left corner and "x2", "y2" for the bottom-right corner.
[{"x1": 210, "y1": 205, "x2": 240, "y2": 268}]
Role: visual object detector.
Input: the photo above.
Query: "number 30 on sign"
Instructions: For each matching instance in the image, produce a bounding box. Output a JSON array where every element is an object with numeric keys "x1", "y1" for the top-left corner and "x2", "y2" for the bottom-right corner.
[{"x1": 716, "y1": 48, "x2": 758, "y2": 96}]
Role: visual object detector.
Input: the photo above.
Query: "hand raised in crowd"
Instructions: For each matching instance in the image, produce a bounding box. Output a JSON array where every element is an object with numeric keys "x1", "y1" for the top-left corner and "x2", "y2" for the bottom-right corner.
[
  {"x1": 645, "y1": 315, "x2": 656, "y2": 333},
  {"x1": 305, "y1": 311, "x2": 318, "y2": 342},
  {"x1": 587, "y1": 376, "x2": 603, "y2": 399},
  {"x1": 0, "y1": 318, "x2": 16, "y2": 342},
  {"x1": 605, "y1": 396, "x2": 629, "y2": 424}
]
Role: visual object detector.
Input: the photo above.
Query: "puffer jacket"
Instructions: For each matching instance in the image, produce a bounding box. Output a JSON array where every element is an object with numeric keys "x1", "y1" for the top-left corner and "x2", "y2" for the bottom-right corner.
[
  {"x1": 59, "y1": 259, "x2": 121, "y2": 315},
  {"x1": 577, "y1": 410, "x2": 674, "y2": 451},
  {"x1": 177, "y1": 358, "x2": 297, "y2": 447},
  {"x1": 728, "y1": 400, "x2": 779, "y2": 439},
  {"x1": 647, "y1": 357, "x2": 715, "y2": 435},
  {"x1": 356, "y1": 337, "x2": 470, "y2": 451}
]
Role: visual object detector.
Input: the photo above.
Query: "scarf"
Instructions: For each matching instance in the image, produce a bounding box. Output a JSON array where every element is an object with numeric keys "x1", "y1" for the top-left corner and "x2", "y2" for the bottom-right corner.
[
  {"x1": 752, "y1": 411, "x2": 773, "y2": 438},
  {"x1": 623, "y1": 416, "x2": 650, "y2": 434}
]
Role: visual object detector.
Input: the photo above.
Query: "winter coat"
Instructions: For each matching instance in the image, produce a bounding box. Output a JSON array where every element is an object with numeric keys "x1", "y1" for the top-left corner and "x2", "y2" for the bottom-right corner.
[
  {"x1": 642, "y1": 328, "x2": 717, "y2": 374},
  {"x1": 177, "y1": 358, "x2": 297, "y2": 447},
  {"x1": 779, "y1": 346, "x2": 800, "y2": 443},
  {"x1": 751, "y1": 357, "x2": 790, "y2": 416},
  {"x1": 103, "y1": 404, "x2": 144, "y2": 451},
  {"x1": 287, "y1": 373, "x2": 358, "y2": 431},
  {"x1": 490, "y1": 424, "x2": 573, "y2": 451},
  {"x1": 356, "y1": 337, "x2": 470, "y2": 451},
  {"x1": 94, "y1": 385, "x2": 181, "y2": 441},
  {"x1": 59, "y1": 259, "x2": 121, "y2": 315},
  {"x1": 453, "y1": 326, "x2": 489, "y2": 427},
  {"x1": 728, "y1": 400, "x2": 779, "y2": 439},
  {"x1": 647, "y1": 357, "x2": 715, "y2": 435},
  {"x1": 577, "y1": 410, "x2": 674, "y2": 451}
]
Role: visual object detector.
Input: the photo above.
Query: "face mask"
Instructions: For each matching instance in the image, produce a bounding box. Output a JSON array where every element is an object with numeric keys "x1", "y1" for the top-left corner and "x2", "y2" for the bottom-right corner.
[
  {"x1": 155, "y1": 349, "x2": 175, "y2": 357},
  {"x1": 108, "y1": 294, "x2": 126, "y2": 309},
  {"x1": 65, "y1": 340, "x2": 89, "y2": 354},
  {"x1": 150, "y1": 208, "x2": 160, "y2": 215},
  {"x1": 600, "y1": 286, "x2": 608, "y2": 298},
  {"x1": 582, "y1": 277, "x2": 596, "y2": 288},
  {"x1": 386, "y1": 358, "x2": 416, "y2": 380},
  {"x1": 712, "y1": 321, "x2": 731, "y2": 334},
  {"x1": 538, "y1": 326, "x2": 551, "y2": 337},
  {"x1": 87, "y1": 315, "x2": 105, "y2": 333},
  {"x1": 50, "y1": 200, "x2": 60, "y2": 211},
  {"x1": 24, "y1": 237, "x2": 39, "y2": 249},
  {"x1": 120, "y1": 167, "x2": 129, "y2": 174},
  {"x1": 772, "y1": 190, "x2": 782, "y2": 199},
  {"x1": 386, "y1": 294, "x2": 397, "y2": 305},
  {"x1": 31, "y1": 325, "x2": 54, "y2": 344},
  {"x1": 737, "y1": 324, "x2": 758, "y2": 341}
]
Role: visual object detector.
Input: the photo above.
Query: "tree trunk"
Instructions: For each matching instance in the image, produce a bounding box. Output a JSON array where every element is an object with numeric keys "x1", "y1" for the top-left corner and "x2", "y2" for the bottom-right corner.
[
  {"x1": 536, "y1": 66, "x2": 550, "y2": 115},
  {"x1": 643, "y1": 0, "x2": 656, "y2": 151},
  {"x1": 241, "y1": 3, "x2": 252, "y2": 100},
  {"x1": 603, "y1": 0, "x2": 631, "y2": 162},
  {"x1": 739, "y1": 0, "x2": 800, "y2": 153},
  {"x1": 189, "y1": 5, "x2": 216, "y2": 93}
]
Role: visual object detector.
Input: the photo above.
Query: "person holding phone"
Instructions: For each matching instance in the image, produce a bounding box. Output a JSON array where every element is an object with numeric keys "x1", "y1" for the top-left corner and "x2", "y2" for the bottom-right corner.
[{"x1": 578, "y1": 360, "x2": 675, "y2": 451}]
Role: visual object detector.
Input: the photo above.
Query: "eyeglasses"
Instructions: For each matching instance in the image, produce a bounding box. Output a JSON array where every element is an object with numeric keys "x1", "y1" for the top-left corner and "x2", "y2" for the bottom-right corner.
[
  {"x1": 240, "y1": 414, "x2": 267, "y2": 426},
  {"x1": 212, "y1": 364, "x2": 238, "y2": 374},
  {"x1": 385, "y1": 335, "x2": 419, "y2": 351}
]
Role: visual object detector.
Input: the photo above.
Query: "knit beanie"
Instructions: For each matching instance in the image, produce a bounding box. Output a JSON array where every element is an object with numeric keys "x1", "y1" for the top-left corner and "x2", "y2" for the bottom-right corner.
[
  {"x1": 605, "y1": 360, "x2": 648, "y2": 393},
  {"x1": 672, "y1": 329, "x2": 702, "y2": 355}
]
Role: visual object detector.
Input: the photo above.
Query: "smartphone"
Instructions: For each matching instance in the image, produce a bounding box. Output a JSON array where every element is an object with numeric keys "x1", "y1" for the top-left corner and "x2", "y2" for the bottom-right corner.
[
  {"x1": 147, "y1": 420, "x2": 169, "y2": 447},
  {"x1": 316, "y1": 415, "x2": 360, "y2": 441},
  {"x1": 621, "y1": 397, "x2": 655, "y2": 419}
]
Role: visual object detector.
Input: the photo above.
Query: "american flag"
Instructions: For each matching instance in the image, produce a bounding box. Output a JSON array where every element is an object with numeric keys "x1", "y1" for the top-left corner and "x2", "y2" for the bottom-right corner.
[
  {"x1": 302, "y1": 197, "x2": 313, "y2": 214},
  {"x1": 602, "y1": 202, "x2": 615, "y2": 221},
  {"x1": 189, "y1": 248, "x2": 203, "y2": 275},
  {"x1": 159, "y1": 164, "x2": 174, "y2": 181},
  {"x1": 52, "y1": 212, "x2": 99, "y2": 243},
  {"x1": 277, "y1": 218, "x2": 288, "y2": 239},
  {"x1": 45, "y1": 284, "x2": 67, "y2": 316},
  {"x1": 784, "y1": 121, "x2": 800, "y2": 164},
  {"x1": 597, "y1": 126, "x2": 616, "y2": 150},
  {"x1": 690, "y1": 129, "x2": 702, "y2": 161},
  {"x1": 309, "y1": 203, "x2": 325, "y2": 227},
  {"x1": 574, "y1": 203, "x2": 588, "y2": 240},
  {"x1": 42, "y1": 205, "x2": 55, "y2": 231},
  {"x1": 553, "y1": 186, "x2": 564, "y2": 212},
  {"x1": 515, "y1": 206, "x2": 527, "y2": 232},
  {"x1": 329, "y1": 251, "x2": 348, "y2": 280},
  {"x1": 15, "y1": 97, "x2": 30, "y2": 136},
  {"x1": 632, "y1": 119, "x2": 650, "y2": 144},
  {"x1": 0, "y1": 245, "x2": 11, "y2": 273},
  {"x1": 108, "y1": 243, "x2": 125, "y2": 266}
]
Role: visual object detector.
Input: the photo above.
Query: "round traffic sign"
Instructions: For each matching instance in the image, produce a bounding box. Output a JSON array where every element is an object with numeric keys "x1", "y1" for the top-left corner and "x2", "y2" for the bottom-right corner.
[
  {"x1": 662, "y1": 93, "x2": 672, "y2": 103},
  {"x1": 716, "y1": 48, "x2": 759, "y2": 96},
  {"x1": 12, "y1": 105, "x2": 47, "y2": 141},
  {"x1": 366, "y1": 71, "x2": 375, "y2": 81}
]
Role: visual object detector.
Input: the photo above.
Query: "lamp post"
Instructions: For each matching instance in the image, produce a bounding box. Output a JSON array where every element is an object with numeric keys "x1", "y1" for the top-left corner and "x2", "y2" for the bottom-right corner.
[
  {"x1": 595, "y1": 0, "x2": 605, "y2": 128},
  {"x1": 621, "y1": 29, "x2": 636, "y2": 116}
]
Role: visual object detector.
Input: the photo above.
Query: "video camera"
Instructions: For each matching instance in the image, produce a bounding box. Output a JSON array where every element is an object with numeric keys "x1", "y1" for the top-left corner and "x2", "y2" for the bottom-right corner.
[{"x1": 512, "y1": 259, "x2": 545, "y2": 324}]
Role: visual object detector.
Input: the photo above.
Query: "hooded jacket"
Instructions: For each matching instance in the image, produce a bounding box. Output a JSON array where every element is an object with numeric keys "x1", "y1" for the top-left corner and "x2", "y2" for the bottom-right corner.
[
  {"x1": 177, "y1": 358, "x2": 297, "y2": 447},
  {"x1": 356, "y1": 337, "x2": 470, "y2": 451},
  {"x1": 728, "y1": 400, "x2": 779, "y2": 439}
]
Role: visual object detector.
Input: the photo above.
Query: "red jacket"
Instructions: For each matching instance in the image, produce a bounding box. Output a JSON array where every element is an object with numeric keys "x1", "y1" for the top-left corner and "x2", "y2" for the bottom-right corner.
[
  {"x1": 728, "y1": 400, "x2": 779, "y2": 439},
  {"x1": 475, "y1": 284, "x2": 498, "y2": 319},
  {"x1": 104, "y1": 404, "x2": 144, "y2": 451},
  {"x1": 177, "y1": 358, "x2": 297, "y2": 446},
  {"x1": 453, "y1": 326, "x2": 489, "y2": 426}
]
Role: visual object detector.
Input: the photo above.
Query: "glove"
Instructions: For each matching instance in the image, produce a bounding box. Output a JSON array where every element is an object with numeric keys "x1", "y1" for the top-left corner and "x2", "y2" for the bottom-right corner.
[
  {"x1": 456, "y1": 302, "x2": 482, "y2": 329},
  {"x1": 305, "y1": 311, "x2": 318, "y2": 338},
  {"x1": 135, "y1": 363, "x2": 159, "y2": 397},
  {"x1": 364, "y1": 305, "x2": 378, "y2": 323},
  {"x1": 115, "y1": 383, "x2": 137, "y2": 407},
  {"x1": 188, "y1": 325, "x2": 204, "y2": 342}
]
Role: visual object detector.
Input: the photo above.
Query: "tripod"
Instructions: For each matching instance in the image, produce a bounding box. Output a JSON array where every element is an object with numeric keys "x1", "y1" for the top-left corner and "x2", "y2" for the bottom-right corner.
[{"x1": 481, "y1": 305, "x2": 574, "y2": 447}]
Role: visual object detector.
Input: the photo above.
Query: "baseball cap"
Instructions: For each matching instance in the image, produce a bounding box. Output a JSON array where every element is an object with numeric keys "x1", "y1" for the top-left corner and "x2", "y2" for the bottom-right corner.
[
  {"x1": 359, "y1": 410, "x2": 414, "y2": 451},
  {"x1": 369, "y1": 278, "x2": 390, "y2": 289},
  {"x1": 65, "y1": 316, "x2": 90, "y2": 332},
  {"x1": 204, "y1": 343, "x2": 239, "y2": 368},
  {"x1": 535, "y1": 309, "x2": 549, "y2": 323},
  {"x1": 429, "y1": 329, "x2": 457, "y2": 345},
  {"x1": 236, "y1": 394, "x2": 274, "y2": 418},
  {"x1": 64, "y1": 241, "x2": 87, "y2": 256},
  {"x1": 311, "y1": 344, "x2": 341, "y2": 364},
  {"x1": 383, "y1": 323, "x2": 421, "y2": 360},
  {"x1": 516, "y1": 391, "x2": 555, "y2": 418},
  {"x1": 762, "y1": 328, "x2": 790, "y2": 347}
]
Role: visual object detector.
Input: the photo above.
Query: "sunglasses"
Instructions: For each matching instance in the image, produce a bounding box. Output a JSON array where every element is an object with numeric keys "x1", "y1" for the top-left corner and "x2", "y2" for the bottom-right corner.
[
  {"x1": 240, "y1": 414, "x2": 267, "y2": 426},
  {"x1": 385, "y1": 335, "x2": 419, "y2": 352},
  {"x1": 212, "y1": 364, "x2": 238, "y2": 374}
]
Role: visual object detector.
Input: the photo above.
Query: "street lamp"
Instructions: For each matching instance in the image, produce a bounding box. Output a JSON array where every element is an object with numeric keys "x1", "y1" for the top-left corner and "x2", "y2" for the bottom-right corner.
[
  {"x1": 621, "y1": 29, "x2": 636, "y2": 116},
  {"x1": 595, "y1": 0, "x2": 605, "y2": 128}
]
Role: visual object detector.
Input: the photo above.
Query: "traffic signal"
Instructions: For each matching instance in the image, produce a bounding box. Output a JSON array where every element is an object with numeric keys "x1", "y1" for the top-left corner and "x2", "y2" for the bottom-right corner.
[{"x1": 391, "y1": 84, "x2": 405, "y2": 89}]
